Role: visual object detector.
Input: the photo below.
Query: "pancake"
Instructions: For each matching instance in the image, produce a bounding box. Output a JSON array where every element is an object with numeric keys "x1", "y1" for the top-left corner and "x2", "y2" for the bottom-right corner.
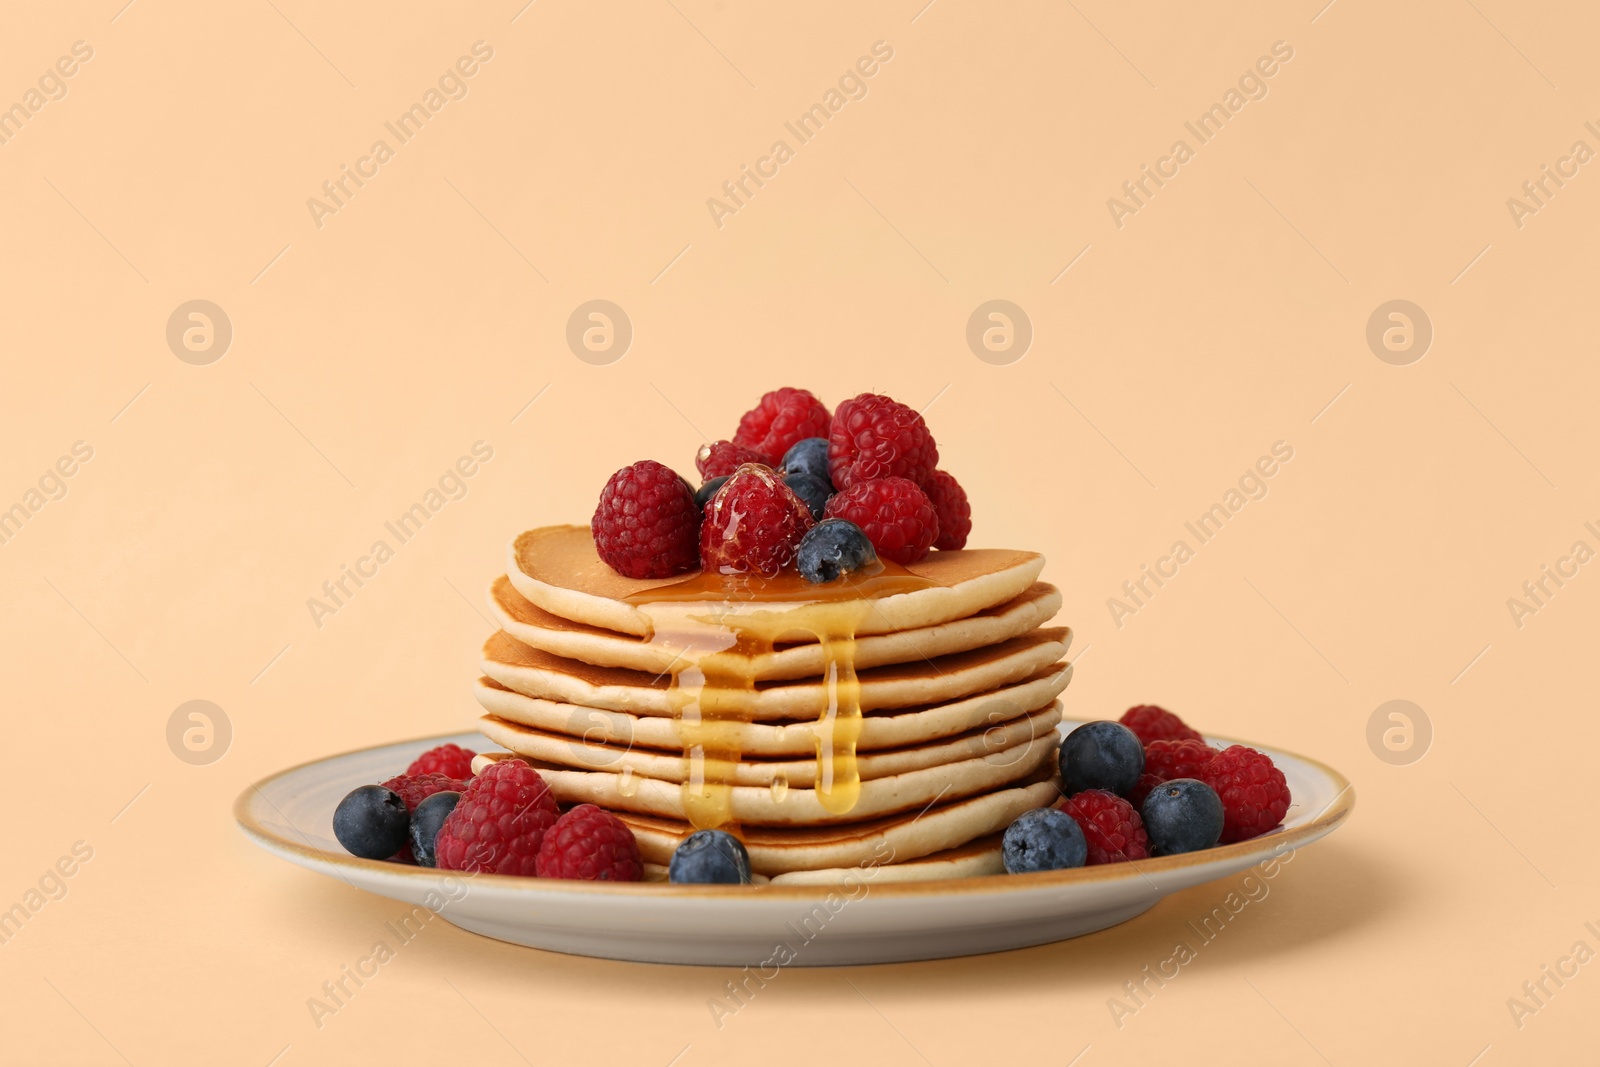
[
  {"x1": 506, "y1": 525, "x2": 1045, "y2": 638},
  {"x1": 473, "y1": 664, "x2": 1072, "y2": 755},
  {"x1": 767, "y1": 834, "x2": 1005, "y2": 884},
  {"x1": 491, "y1": 728, "x2": 1057, "y2": 827},
  {"x1": 480, "y1": 627, "x2": 1072, "y2": 720},
  {"x1": 611, "y1": 777, "x2": 1061, "y2": 875},
  {"x1": 489, "y1": 574, "x2": 1062, "y2": 680},
  {"x1": 476, "y1": 702, "x2": 1063, "y2": 786}
]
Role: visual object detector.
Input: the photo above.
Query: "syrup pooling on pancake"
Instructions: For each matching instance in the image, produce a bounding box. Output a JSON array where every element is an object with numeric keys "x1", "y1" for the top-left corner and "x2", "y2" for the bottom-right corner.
[{"x1": 626, "y1": 566, "x2": 939, "y2": 829}]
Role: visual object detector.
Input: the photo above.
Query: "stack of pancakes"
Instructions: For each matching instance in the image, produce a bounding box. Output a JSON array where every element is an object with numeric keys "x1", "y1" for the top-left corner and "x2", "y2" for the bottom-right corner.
[{"x1": 472, "y1": 526, "x2": 1073, "y2": 883}]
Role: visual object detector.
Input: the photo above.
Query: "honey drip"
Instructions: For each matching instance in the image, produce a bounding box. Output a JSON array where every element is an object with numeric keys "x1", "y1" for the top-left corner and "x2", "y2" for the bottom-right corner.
[{"x1": 626, "y1": 562, "x2": 937, "y2": 830}]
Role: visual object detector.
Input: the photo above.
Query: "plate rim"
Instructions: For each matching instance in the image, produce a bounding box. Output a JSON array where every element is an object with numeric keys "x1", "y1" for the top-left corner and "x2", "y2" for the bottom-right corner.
[{"x1": 236, "y1": 728, "x2": 1355, "y2": 901}]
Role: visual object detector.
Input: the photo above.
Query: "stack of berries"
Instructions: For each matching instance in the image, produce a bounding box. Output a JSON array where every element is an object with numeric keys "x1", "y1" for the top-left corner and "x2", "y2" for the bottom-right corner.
[
  {"x1": 331, "y1": 744, "x2": 644, "y2": 882},
  {"x1": 590, "y1": 388, "x2": 973, "y2": 583},
  {"x1": 1001, "y1": 705, "x2": 1292, "y2": 874}
]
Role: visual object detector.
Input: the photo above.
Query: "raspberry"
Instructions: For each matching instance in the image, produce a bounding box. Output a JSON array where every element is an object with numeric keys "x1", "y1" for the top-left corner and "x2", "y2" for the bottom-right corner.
[
  {"x1": 1129, "y1": 738, "x2": 1217, "y2": 806},
  {"x1": 696, "y1": 440, "x2": 771, "y2": 480},
  {"x1": 1059, "y1": 790, "x2": 1150, "y2": 865},
  {"x1": 382, "y1": 772, "x2": 465, "y2": 811},
  {"x1": 591, "y1": 460, "x2": 701, "y2": 579},
  {"x1": 435, "y1": 759, "x2": 559, "y2": 876},
  {"x1": 822, "y1": 476, "x2": 938, "y2": 565},
  {"x1": 406, "y1": 743, "x2": 476, "y2": 780},
  {"x1": 827, "y1": 393, "x2": 939, "y2": 490},
  {"x1": 380, "y1": 772, "x2": 465, "y2": 862},
  {"x1": 700, "y1": 465, "x2": 814, "y2": 576},
  {"x1": 923, "y1": 469, "x2": 971, "y2": 551},
  {"x1": 535, "y1": 803, "x2": 643, "y2": 881},
  {"x1": 1200, "y1": 745, "x2": 1291, "y2": 844},
  {"x1": 733, "y1": 388, "x2": 831, "y2": 462},
  {"x1": 1120, "y1": 705, "x2": 1204, "y2": 747}
]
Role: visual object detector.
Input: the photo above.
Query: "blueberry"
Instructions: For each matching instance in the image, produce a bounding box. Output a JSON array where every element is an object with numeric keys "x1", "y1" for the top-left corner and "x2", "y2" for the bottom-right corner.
[
  {"x1": 796, "y1": 519, "x2": 878, "y2": 583},
  {"x1": 1002, "y1": 808, "x2": 1088, "y2": 873},
  {"x1": 408, "y1": 790, "x2": 461, "y2": 868},
  {"x1": 695, "y1": 475, "x2": 730, "y2": 510},
  {"x1": 1059, "y1": 721, "x2": 1145, "y2": 797},
  {"x1": 784, "y1": 472, "x2": 833, "y2": 520},
  {"x1": 333, "y1": 784, "x2": 410, "y2": 860},
  {"x1": 780, "y1": 437, "x2": 832, "y2": 484},
  {"x1": 669, "y1": 829, "x2": 752, "y2": 884},
  {"x1": 1140, "y1": 778, "x2": 1224, "y2": 855}
]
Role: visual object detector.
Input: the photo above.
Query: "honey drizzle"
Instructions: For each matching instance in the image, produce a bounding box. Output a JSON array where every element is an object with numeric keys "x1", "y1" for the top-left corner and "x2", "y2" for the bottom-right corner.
[{"x1": 626, "y1": 564, "x2": 937, "y2": 830}]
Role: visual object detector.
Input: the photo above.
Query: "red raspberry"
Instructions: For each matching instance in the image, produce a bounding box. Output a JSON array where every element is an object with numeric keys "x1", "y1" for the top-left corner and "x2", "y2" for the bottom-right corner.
[
  {"x1": 1200, "y1": 745, "x2": 1291, "y2": 844},
  {"x1": 435, "y1": 759, "x2": 559, "y2": 876},
  {"x1": 1120, "y1": 705, "x2": 1204, "y2": 747},
  {"x1": 380, "y1": 772, "x2": 465, "y2": 862},
  {"x1": 923, "y1": 469, "x2": 971, "y2": 551},
  {"x1": 696, "y1": 440, "x2": 771, "y2": 480},
  {"x1": 700, "y1": 465, "x2": 814, "y2": 576},
  {"x1": 733, "y1": 387, "x2": 831, "y2": 462},
  {"x1": 535, "y1": 803, "x2": 643, "y2": 881},
  {"x1": 1129, "y1": 738, "x2": 1217, "y2": 805},
  {"x1": 1059, "y1": 790, "x2": 1150, "y2": 864},
  {"x1": 591, "y1": 460, "x2": 701, "y2": 579},
  {"x1": 822, "y1": 476, "x2": 938, "y2": 565},
  {"x1": 827, "y1": 393, "x2": 939, "y2": 490},
  {"x1": 406, "y1": 743, "x2": 476, "y2": 780}
]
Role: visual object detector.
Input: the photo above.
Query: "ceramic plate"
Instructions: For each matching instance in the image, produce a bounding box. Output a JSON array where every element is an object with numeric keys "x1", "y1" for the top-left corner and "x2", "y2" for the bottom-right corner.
[{"x1": 236, "y1": 728, "x2": 1353, "y2": 966}]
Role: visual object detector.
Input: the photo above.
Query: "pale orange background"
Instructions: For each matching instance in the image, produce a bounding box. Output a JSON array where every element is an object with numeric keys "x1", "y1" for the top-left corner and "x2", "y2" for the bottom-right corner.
[{"x1": 2, "y1": 1, "x2": 1596, "y2": 1063}]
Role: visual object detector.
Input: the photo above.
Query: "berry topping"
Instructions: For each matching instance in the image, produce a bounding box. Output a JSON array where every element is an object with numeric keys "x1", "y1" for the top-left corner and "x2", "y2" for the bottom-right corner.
[
  {"x1": 1059, "y1": 790, "x2": 1151, "y2": 864},
  {"x1": 669, "y1": 829, "x2": 753, "y2": 884},
  {"x1": 1200, "y1": 745, "x2": 1291, "y2": 844},
  {"x1": 1129, "y1": 737, "x2": 1218, "y2": 806},
  {"x1": 923, "y1": 469, "x2": 972, "y2": 551},
  {"x1": 696, "y1": 440, "x2": 771, "y2": 480},
  {"x1": 1059, "y1": 720, "x2": 1145, "y2": 798},
  {"x1": 783, "y1": 472, "x2": 833, "y2": 520},
  {"x1": 408, "y1": 790, "x2": 461, "y2": 868},
  {"x1": 536, "y1": 803, "x2": 644, "y2": 881},
  {"x1": 827, "y1": 392, "x2": 939, "y2": 490},
  {"x1": 796, "y1": 518, "x2": 878, "y2": 584},
  {"x1": 1001, "y1": 807, "x2": 1088, "y2": 873},
  {"x1": 694, "y1": 475, "x2": 730, "y2": 510},
  {"x1": 821, "y1": 475, "x2": 938, "y2": 565},
  {"x1": 406, "y1": 742, "x2": 477, "y2": 781},
  {"x1": 700, "y1": 465, "x2": 815, "y2": 577},
  {"x1": 779, "y1": 436, "x2": 832, "y2": 484},
  {"x1": 1119, "y1": 705, "x2": 1205, "y2": 747},
  {"x1": 333, "y1": 785, "x2": 410, "y2": 861},
  {"x1": 591, "y1": 460, "x2": 702, "y2": 579},
  {"x1": 434, "y1": 758, "x2": 559, "y2": 876},
  {"x1": 733, "y1": 388, "x2": 831, "y2": 462},
  {"x1": 1140, "y1": 779, "x2": 1224, "y2": 856}
]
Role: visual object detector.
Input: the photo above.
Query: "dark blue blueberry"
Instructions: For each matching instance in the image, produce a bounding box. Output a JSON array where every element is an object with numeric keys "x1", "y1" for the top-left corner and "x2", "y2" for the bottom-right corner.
[
  {"x1": 332, "y1": 784, "x2": 410, "y2": 860},
  {"x1": 1002, "y1": 808, "x2": 1088, "y2": 873},
  {"x1": 669, "y1": 829, "x2": 752, "y2": 884},
  {"x1": 780, "y1": 437, "x2": 832, "y2": 484},
  {"x1": 408, "y1": 790, "x2": 461, "y2": 868},
  {"x1": 1140, "y1": 778, "x2": 1224, "y2": 855},
  {"x1": 1059, "y1": 721, "x2": 1145, "y2": 797},
  {"x1": 784, "y1": 472, "x2": 833, "y2": 520},
  {"x1": 695, "y1": 475, "x2": 730, "y2": 510},
  {"x1": 796, "y1": 519, "x2": 877, "y2": 583}
]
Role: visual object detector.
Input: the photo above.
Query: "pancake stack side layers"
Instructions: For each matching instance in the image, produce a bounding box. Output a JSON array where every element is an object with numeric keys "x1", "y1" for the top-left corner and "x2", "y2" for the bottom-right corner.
[{"x1": 472, "y1": 525, "x2": 1073, "y2": 882}]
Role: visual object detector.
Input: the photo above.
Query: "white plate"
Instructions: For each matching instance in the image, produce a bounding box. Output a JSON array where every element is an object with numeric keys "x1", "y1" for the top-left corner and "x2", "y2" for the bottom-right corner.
[{"x1": 236, "y1": 728, "x2": 1353, "y2": 966}]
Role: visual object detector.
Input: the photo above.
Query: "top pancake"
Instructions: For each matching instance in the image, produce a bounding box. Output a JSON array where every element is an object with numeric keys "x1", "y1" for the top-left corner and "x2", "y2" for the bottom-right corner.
[
  {"x1": 489, "y1": 574, "x2": 1062, "y2": 680},
  {"x1": 507, "y1": 525, "x2": 1046, "y2": 638}
]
